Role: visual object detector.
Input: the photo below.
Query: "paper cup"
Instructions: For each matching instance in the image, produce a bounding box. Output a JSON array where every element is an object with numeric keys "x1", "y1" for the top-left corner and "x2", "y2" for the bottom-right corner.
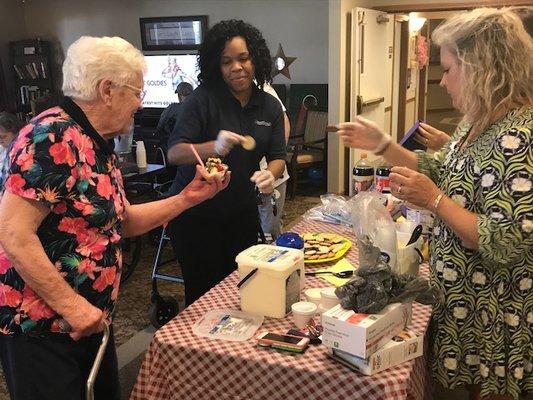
[
  {"x1": 304, "y1": 288, "x2": 322, "y2": 307},
  {"x1": 291, "y1": 301, "x2": 318, "y2": 328},
  {"x1": 320, "y1": 287, "x2": 340, "y2": 310}
]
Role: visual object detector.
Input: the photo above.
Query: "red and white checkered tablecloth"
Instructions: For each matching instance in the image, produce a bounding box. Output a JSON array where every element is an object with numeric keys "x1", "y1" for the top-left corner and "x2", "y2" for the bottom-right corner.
[{"x1": 131, "y1": 220, "x2": 433, "y2": 400}]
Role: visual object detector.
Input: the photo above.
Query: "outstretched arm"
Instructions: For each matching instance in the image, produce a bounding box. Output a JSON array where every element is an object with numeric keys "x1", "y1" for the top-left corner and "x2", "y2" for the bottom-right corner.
[
  {"x1": 337, "y1": 117, "x2": 419, "y2": 170},
  {"x1": 121, "y1": 165, "x2": 230, "y2": 237}
]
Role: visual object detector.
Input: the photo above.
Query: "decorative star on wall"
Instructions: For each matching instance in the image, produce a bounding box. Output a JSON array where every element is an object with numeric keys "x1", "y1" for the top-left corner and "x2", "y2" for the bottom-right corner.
[{"x1": 272, "y1": 44, "x2": 296, "y2": 79}]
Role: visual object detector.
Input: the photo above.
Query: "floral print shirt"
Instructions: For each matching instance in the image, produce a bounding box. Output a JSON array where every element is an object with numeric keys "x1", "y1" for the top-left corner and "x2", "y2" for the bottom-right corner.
[{"x1": 0, "y1": 97, "x2": 126, "y2": 336}]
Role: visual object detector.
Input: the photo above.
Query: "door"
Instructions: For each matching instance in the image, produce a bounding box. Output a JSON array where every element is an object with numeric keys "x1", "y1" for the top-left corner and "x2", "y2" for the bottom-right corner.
[{"x1": 349, "y1": 7, "x2": 394, "y2": 195}]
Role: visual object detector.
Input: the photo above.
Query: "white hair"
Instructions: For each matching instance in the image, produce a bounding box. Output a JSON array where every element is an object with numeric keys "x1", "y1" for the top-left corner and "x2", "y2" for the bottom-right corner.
[{"x1": 62, "y1": 36, "x2": 146, "y2": 101}]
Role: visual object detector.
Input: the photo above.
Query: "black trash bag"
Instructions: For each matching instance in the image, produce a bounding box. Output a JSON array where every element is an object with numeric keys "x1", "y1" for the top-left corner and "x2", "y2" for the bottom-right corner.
[
  {"x1": 356, "y1": 280, "x2": 390, "y2": 314},
  {"x1": 357, "y1": 235, "x2": 382, "y2": 271},
  {"x1": 333, "y1": 235, "x2": 439, "y2": 313},
  {"x1": 335, "y1": 275, "x2": 366, "y2": 310},
  {"x1": 390, "y1": 274, "x2": 440, "y2": 305}
]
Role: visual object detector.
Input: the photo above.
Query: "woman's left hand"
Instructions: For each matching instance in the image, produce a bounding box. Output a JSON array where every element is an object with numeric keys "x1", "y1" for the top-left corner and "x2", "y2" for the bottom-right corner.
[
  {"x1": 389, "y1": 166, "x2": 441, "y2": 209},
  {"x1": 181, "y1": 165, "x2": 231, "y2": 206}
]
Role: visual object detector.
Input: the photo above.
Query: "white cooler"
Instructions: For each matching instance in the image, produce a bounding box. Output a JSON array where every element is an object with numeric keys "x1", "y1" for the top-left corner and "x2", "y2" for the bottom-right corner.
[{"x1": 236, "y1": 245, "x2": 304, "y2": 318}]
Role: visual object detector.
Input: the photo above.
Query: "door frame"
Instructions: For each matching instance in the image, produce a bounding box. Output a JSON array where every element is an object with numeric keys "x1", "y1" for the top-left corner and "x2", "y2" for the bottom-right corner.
[{"x1": 396, "y1": 18, "x2": 409, "y2": 142}]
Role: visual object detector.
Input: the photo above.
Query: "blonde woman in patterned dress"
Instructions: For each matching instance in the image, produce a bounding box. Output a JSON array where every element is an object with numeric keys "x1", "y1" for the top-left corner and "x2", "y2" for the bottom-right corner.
[{"x1": 337, "y1": 7, "x2": 532, "y2": 400}]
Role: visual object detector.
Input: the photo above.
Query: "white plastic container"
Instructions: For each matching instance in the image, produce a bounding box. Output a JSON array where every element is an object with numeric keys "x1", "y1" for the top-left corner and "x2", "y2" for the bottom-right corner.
[
  {"x1": 291, "y1": 301, "x2": 318, "y2": 328},
  {"x1": 396, "y1": 236, "x2": 423, "y2": 275},
  {"x1": 406, "y1": 204, "x2": 433, "y2": 235},
  {"x1": 135, "y1": 140, "x2": 147, "y2": 168},
  {"x1": 320, "y1": 287, "x2": 340, "y2": 310},
  {"x1": 373, "y1": 221, "x2": 397, "y2": 270},
  {"x1": 236, "y1": 245, "x2": 304, "y2": 318},
  {"x1": 304, "y1": 288, "x2": 322, "y2": 307}
]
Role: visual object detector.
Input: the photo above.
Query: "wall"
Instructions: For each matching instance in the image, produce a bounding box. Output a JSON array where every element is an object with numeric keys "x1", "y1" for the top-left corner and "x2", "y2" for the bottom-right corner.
[
  {"x1": 0, "y1": 0, "x2": 27, "y2": 109},
  {"x1": 22, "y1": 0, "x2": 328, "y2": 88}
]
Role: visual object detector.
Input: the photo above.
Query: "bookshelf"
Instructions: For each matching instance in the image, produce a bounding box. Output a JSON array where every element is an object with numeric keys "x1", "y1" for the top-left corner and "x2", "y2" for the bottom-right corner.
[{"x1": 9, "y1": 39, "x2": 54, "y2": 122}]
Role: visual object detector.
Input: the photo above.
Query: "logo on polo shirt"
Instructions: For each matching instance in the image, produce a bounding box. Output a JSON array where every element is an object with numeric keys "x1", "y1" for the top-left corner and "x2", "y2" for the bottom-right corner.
[{"x1": 255, "y1": 120, "x2": 271, "y2": 127}]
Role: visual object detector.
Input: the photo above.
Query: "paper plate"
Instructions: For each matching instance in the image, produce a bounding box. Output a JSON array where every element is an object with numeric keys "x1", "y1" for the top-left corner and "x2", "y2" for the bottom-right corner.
[{"x1": 302, "y1": 232, "x2": 352, "y2": 264}]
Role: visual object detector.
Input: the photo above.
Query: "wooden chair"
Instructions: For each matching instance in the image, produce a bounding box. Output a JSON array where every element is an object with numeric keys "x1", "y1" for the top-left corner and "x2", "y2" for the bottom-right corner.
[{"x1": 287, "y1": 106, "x2": 328, "y2": 199}]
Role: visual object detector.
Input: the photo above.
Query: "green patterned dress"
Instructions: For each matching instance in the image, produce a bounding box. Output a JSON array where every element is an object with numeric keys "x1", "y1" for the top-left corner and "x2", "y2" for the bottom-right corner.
[{"x1": 417, "y1": 107, "x2": 532, "y2": 399}]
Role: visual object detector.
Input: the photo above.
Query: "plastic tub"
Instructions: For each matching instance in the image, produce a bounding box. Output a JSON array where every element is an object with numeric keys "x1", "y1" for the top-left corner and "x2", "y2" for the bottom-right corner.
[
  {"x1": 320, "y1": 287, "x2": 340, "y2": 310},
  {"x1": 236, "y1": 245, "x2": 304, "y2": 318},
  {"x1": 304, "y1": 288, "x2": 322, "y2": 307},
  {"x1": 291, "y1": 301, "x2": 318, "y2": 328}
]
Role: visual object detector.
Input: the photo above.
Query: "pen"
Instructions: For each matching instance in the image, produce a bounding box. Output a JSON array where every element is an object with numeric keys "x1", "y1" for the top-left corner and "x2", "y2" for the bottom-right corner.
[{"x1": 237, "y1": 268, "x2": 258, "y2": 289}]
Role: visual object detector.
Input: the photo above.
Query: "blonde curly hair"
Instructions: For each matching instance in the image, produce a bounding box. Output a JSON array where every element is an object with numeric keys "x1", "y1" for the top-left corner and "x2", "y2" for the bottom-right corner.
[{"x1": 432, "y1": 7, "x2": 533, "y2": 133}]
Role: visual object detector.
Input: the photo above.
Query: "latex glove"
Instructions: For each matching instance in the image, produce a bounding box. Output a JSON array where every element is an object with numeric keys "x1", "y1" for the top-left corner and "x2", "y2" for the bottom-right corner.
[
  {"x1": 214, "y1": 130, "x2": 242, "y2": 156},
  {"x1": 336, "y1": 116, "x2": 390, "y2": 153},
  {"x1": 415, "y1": 122, "x2": 450, "y2": 151},
  {"x1": 251, "y1": 170, "x2": 275, "y2": 194}
]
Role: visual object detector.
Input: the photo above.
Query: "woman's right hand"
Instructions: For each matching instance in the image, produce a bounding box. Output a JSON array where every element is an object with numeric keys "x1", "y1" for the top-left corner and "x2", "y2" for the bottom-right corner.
[
  {"x1": 416, "y1": 122, "x2": 450, "y2": 151},
  {"x1": 337, "y1": 116, "x2": 388, "y2": 151},
  {"x1": 64, "y1": 295, "x2": 105, "y2": 341}
]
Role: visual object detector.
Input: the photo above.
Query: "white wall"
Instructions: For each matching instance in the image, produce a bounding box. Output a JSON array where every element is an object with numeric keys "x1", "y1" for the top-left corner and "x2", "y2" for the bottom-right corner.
[
  {"x1": 22, "y1": 0, "x2": 328, "y2": 87},
  {"x1": 0, "y1": 0, "x2": 27, "y2": 108}
]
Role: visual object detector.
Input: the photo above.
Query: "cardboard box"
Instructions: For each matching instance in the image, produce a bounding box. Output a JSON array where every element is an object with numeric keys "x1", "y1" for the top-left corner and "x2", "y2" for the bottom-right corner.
[
  {"x1": 321, "y1": 302, "x2": 412, "y2": 359},
  {"x1": 328, "y1": 329, "x2": 424, "y2": 375}
]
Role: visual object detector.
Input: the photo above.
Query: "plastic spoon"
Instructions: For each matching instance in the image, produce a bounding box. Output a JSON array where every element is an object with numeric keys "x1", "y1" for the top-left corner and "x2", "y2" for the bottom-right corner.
[
  {"x1": 406, "y1": 224, "x2": 423, "y2": 246},
  {"x1": 305, "y1": 270, "x2": 354, "y2": 278}
]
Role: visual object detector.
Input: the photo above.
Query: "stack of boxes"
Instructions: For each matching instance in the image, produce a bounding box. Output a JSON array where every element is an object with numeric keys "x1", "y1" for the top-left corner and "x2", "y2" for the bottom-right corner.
[{"x1": 321, "y1": 302, "x2": 423, "y2": 375}]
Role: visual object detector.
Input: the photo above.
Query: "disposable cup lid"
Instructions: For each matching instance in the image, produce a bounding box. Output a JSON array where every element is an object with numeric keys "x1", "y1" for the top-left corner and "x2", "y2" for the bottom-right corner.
[
  {"x1": 321, "y1": 287, "x2": 338, "y2": 299},
  {"x1": 292, "y1": 301, "x2": 318, "y2": 315},
  {"x1": 304, "y1": 288, "x2": 322, "y2": 301}
]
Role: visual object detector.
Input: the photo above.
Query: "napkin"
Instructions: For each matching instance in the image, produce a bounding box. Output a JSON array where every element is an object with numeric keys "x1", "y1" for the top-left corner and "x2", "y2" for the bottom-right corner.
[{"x1": 316, "y1": 258, "x2": 357, "y2": 287}]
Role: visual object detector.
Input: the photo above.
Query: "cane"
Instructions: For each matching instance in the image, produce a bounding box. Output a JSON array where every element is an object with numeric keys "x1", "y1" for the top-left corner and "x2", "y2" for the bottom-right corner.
[{"x1": 58, "y1": 319, "x2": 111, "y2": 400}]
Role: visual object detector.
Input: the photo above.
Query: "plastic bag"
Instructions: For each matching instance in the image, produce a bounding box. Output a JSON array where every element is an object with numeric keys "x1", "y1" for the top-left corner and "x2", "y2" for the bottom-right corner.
[
  {"x1": 350, "y1": 192, "x2": 398, "y2": 271},
  {"x1": 302, "y1": 194, "x2": 352, "y2": 226},
  {"x1": 334, "y1": 234, "x2": 438, "y2": 314}
]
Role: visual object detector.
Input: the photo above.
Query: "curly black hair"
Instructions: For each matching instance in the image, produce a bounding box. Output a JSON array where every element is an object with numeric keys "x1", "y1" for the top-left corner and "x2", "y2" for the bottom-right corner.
[{"x1": 198, "y1": 19, "x2": 272, "y2": 88}]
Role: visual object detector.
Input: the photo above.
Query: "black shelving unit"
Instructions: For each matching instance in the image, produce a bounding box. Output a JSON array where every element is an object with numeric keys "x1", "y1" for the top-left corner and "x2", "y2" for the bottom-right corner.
[{"x1": 9, "y1": 39, "x2": 54, "y2": 122}]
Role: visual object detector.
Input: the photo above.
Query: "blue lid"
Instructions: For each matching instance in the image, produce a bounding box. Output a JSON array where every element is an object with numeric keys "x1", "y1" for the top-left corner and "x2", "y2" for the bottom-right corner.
[{"x1": 275, "y1": 232, "x2": 304, "y2": 249}]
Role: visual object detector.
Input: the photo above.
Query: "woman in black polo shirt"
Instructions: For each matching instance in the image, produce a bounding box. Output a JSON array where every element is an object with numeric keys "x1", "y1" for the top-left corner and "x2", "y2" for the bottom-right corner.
[{"x1": 167, "y1": 20, "x2": 286, "y2": 305}]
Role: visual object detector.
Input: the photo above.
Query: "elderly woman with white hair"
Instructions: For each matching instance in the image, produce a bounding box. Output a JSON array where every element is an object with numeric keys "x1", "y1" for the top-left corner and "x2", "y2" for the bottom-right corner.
[
  {"x1": 338, "y1": 8, "x2": 532, "y2": 400},
  {"x1": 0, "y1": 36, "x2": 229, "y2": 399}
]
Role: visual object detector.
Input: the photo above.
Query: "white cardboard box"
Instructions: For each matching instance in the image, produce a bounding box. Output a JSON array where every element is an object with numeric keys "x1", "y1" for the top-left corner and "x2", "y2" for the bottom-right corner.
[
  {"x1": 321, "y1": 302, "x2": 412, "y2": 359},
  {"x1": 328, "y1": 329, "x2": 424, "y2": 375}
]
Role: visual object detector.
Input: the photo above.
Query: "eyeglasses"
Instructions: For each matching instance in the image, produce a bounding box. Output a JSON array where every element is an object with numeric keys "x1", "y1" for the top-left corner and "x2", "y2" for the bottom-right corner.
[{"x1": 123, "y1": 84, "x2": 146, "y2": 101}]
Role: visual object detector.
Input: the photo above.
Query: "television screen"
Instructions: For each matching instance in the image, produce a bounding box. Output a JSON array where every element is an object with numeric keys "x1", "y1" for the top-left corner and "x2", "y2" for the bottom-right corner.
[
  {"x1": 142, "y1": 54, "x2": 199, "y2": 109},
  {"x1": 140, "y1": 16, "x2": 207, "y2": 51}
]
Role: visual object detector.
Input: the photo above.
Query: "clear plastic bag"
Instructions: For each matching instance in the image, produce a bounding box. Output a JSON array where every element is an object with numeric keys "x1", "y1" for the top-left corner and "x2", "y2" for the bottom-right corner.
[
  {"x1": 302, "y1": 194, "x2": 352, "y2": 226},
  {"x1": 351, "y1": 192, "x2": 398, "y2": 271}
]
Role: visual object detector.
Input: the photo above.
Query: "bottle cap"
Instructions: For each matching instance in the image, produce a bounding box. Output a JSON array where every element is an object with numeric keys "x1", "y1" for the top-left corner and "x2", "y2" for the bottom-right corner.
[{"x1": 360, "y1": 153, "x2": 367, "y2": 158}]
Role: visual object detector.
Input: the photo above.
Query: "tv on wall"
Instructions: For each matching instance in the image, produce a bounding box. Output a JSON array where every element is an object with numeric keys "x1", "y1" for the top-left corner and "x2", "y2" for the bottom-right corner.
[
  {"x1": 140, "y1": 16, "x2": 207, "y2": 51},
  {"x1": 142, "y1": 54, "x2": 199, "y2": 109}
]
